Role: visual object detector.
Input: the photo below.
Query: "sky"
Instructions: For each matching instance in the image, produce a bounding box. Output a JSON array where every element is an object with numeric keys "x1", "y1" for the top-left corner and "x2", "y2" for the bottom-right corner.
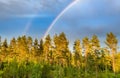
[
  {"x1": 48, "y1": 0, "x2": 120, "y2": 48},
  {"x1": 0, "y1": 0, "x2": 72, "y2": 40},
  {"x1": 0, "y1": 0, "x2": 120, "y2": 48}
]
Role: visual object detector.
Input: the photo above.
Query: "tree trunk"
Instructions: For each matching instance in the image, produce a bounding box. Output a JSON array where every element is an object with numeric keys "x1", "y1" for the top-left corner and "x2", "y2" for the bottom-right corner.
[
  {"x1": 85, "y1": 54, "x2": 87, "y2": 76},
  {"x1": 96, "y1": 64, "x2": 98, "y2": 78},
  {"x1": 112, "y1": 49, "x2": 116, "y2": 76}
]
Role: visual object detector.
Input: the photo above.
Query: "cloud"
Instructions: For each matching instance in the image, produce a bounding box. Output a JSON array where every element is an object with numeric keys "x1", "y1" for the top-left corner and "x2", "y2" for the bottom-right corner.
[
  {"x1": 0, "y1": 0, "x2": 72, "y2": 18},
  {"x1": 48, "y1": 0, "x2": 120, "y2": 47},
  {"x1": 13, "y1": 14, "x2": 52, "y2": 18}
]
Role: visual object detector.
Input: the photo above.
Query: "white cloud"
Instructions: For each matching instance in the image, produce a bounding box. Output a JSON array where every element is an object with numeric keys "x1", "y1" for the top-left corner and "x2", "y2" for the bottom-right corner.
[
  {"x1": 0, "y1": 0, "x2": 72, "y2": 17},
  {"x1": 13, "y1": 14, "x2": 52, "y2": 18}
]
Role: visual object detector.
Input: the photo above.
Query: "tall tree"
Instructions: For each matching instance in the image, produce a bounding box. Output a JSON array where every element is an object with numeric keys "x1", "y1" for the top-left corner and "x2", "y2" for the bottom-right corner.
[
  {"x1": 21, "y1": 36, "x2": 29, "y2": 59},
  {"x1": 16, "y1": 36, "x2": 21, "y2": 53},
  {"x1": 21, "y1": 36, "x2": 28, "y2": 53},
  {"x1": 53, "y1": 32, "x2": 70, "y2": 66},
  {"x1": 91, "y1": 35, "x2": 100, "y2": 50},
  {"x1": 39, "y1": 39, "x2": 44, "y2": 56},
  {"x1": 0, "y1": 36, "x2": 1, "y2": 51},
  {"x1": 9, "y1": 38, "x2": 16, "y2": 52},
  {"x1": 8, "y1": 38, "x2": 17, "y2": 59},
  {"x1": 33, "y1": 38, "x2": 39, "y2": 56},
  {"x1": 105, "y1": 32, "x2": 118, "y2": 73},
  {"x1": 73, "y1": 39, "x2": 82, "y2": 67},
  {"x1": 1, "y1": 39, "x2": 8, "y2": 60},
  {"x1": 27, "y1": 36, "x2": 33, "y2": 53},
  {"x1": 43, "y1": 35, "x2": 52, "y2": 62},
  {"x1": 82, "y1": 37, "x2": 91, "y2": 74},
  {"x1": 91, "y1": 35, "x2": 100, "y2": 78},
  {"x1": 2, "y1": 39, "x2": 8, "y2": 53}
]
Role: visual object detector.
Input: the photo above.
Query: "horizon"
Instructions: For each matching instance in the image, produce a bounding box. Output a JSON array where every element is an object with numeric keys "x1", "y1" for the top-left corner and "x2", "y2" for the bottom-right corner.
[
  {"x1": 0, "y1": 1, "x2": 120, "y2": 77},
  {"x1": 0, "y1": 0, "x2": 120, "y2": 49}
]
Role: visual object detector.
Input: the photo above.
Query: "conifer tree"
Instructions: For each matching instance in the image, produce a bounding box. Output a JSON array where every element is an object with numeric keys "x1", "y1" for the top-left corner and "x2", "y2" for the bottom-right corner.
[
  {"x1": 91, "y1": 35, "x2": 100, "y2": 78},
  {"x1": 43, "y1": 35, "x2": 51, "y2": 62},
  {"x1": 73, "y1": 39, "x2": 82, "y2": 67},
  {"x1": 91, "y1": 35, "x2": 100, "y2": 50},
  {"x1": 27, "y1": 36, "x2": 33, "y2": 53},
  {"x1": 9, "y1": 38, "x2": 16, "y2": 52},
  {"x1": 105, "y1": 32, "x2": 118, "y2": 73},
  {"x1": 53, "y1": 32, "x2": 70, "y2": 66},
  {"x1": 21, "y1": 36, "x2": 29, "y2": 60},
  {"x1": 82, "y1": 37, "x2": 91, "y2": 74},
  {"x1": 0, "y1": 36, "x2": 1, "y2": 52},
  {"x1": 21, "y1": 36, "x2": 28, "y2": 53},
  {"x1": 33, "y1": 38, "x2": 39, "y2": 56},
  {"x1": 39, "y1": 39, "x2": 44, "y2": 56},
  {"x1": 1, "y1": 39, "x2": 8, "y2": 60},
  {"x1": 2, "y1": 39, "x2": 8, "y2": 53},
  {"x1": 8, "y1": 38, "x2": 17, "y2": 59}
]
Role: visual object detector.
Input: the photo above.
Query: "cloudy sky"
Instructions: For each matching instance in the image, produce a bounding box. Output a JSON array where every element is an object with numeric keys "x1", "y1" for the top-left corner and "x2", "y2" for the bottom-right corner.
[
  {"x1": 0, "y1": 0, "x2": 120, "y2": 48},
  {"x1": 0, "y1": 0, "x2": 72, "y2": 39},
  {"x1": 49, "y1": 0, "x2": 120, "y2": 48}
]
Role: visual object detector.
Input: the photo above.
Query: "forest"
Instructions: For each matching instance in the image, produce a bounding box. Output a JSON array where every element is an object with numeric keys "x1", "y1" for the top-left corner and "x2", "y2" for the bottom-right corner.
[{"x1": 0, "y1": 32, "x2": 120, "y2": 78}]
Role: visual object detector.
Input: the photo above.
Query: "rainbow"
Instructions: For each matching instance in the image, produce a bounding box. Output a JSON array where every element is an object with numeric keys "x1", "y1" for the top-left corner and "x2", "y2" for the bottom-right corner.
[
  {"x1": 43, "y1": 0, "x2": 80, "y2": 39},
  {"x1": 23, "y1": 19, "x2": 33, "y2": 35},
  {"x1": 23, "y1": 0, "x2": 80, "y2": 38}
]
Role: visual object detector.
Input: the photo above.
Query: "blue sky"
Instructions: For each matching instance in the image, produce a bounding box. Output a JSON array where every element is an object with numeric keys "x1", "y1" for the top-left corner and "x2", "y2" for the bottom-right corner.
[
  {"x1": 0, "y1": 0, "x2": 72, "y2": 40},
  {"x1": 0, "y1": 0, "x2": 120, "y2": 48}
]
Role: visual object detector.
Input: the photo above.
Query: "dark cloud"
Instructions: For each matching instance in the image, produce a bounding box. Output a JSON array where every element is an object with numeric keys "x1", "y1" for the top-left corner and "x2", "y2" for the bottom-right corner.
[{"x1": 49, "y1": 0, "x2": 120, "y2": 47}]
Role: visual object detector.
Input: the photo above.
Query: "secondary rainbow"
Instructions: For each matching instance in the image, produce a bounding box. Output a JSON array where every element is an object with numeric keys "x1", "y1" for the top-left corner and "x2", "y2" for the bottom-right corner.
[{"x1": 23, "y1": 0, "x2": 80, "y2": 38}]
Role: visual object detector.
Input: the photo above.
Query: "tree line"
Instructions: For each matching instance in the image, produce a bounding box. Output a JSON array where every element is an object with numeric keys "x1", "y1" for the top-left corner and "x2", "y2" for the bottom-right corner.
[{"x1": 0, "y1": 32, "x2": 120, "y2": 78}]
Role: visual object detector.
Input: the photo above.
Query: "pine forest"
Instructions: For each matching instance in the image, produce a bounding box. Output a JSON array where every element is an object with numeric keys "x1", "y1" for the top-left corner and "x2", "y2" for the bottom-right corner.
[{"x1": 0, "y1": 32, "x2": 120, "y2": 78}]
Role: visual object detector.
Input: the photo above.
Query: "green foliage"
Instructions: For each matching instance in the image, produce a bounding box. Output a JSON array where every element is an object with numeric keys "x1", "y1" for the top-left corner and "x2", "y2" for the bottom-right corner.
[{"x1": 0, "y1": 32, "x2": 119, "y2": 78}]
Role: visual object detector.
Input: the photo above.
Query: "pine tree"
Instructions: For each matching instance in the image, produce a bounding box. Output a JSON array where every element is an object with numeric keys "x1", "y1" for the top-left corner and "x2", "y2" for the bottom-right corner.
[
  {"x1": 91, "y1": 35, "x2": 100, "y2": 50},
  {"x1": 33, "y1": 38, "x2": 39, "y2": 56},
  {"x1": 39, "y1": 39, "x2": 44, "y2": 55},
  {"x1": 73, "y1": 39, "x2": 82, "y2": 67},
  {"x1": 82, "y1": 37, "x2": 91, "y2": 74},
  {"x1": 1, "y1": 39, "x2": 8, "y2": 61},
  {"x1": 8, "y1": 37, "x2": 17, "y2": 60},
  {"x1": 27, "y1": 36, "x2": 33, "y2": 53},
  {"x1": 0, "y1": 36, "x2": 1, "y2": 52},
  {"x1": 16, "y1": 36, "x2": 28, "y2": 61},
  {"x1": 21, "y1": 36, "x2": 28, "y2": 53},
  {"x1": 9, "y1": 38, "x2": 16, "y2": 52},
  {"x1": 82, "y1": 37, "x2": 90, "y2": 57},
  {"x1": 91, "y1": 35, "x2": 100, "y2": 78},
  {"x1": 105, "y1": 32, "x2": 118, "y2": 74},
  {"x1": 2, "y1": 39, "x2": 8, "y2": 53},
  {"x1": 16, "y1": 36, "x2": 21, "y2": 53},
  {"x1": 43, "y1": 35, "x2": 51, "y2": 62},
  {"x1": 53, "y1": 32, "x2": 70, "y2": 66},
  {"x1": 21, "y1": 36, "x2": 29, "y2": 60},
  {"x1": 38, "y1": 39, "x2": 44, "y2": 61}
]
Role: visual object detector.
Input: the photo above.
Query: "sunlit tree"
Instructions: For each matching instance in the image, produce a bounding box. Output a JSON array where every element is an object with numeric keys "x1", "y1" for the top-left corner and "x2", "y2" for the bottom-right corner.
[
  {"x1": 33, "y1": 38, "x2": 39, "y2": 56},
  {"x1": 2, "y1": 39, "x2": 8, "y2": 53},
  {"x1": 39, "y1": 39, "x2": 44, "y2": 56},
  {"x1": 9, "y1": 38, "x2": 16, "y2": 52},
  {"x1": 37, "y1": 39, "x2": 44, "y2": 62},
  {"x1": 82, "y1": 37, "x2": 91, "y2": 74},
  {"x1": 43, "y1": 35, "x2": 52, "y2": 62},
  {"x1": 1, "y1": 39, "x2": 8, "y2": 61},
  {"x1": 27, "y1": 36, "x2": 33, "y2": 53},
  {"x1": 91, "y1": 35, "x2": 100, "y2": 78},
  {"x1": 53, "y1": 32, "x2": 70, "y2": 66},
  {"x1": 0, "y1": 36, "x2": 1, "y2": 52},
  {"x1": 105, "y1": 32, "x2": 118, "y2": 73},
  {"x1": 73, "y1": 39, "x2": 82, "y2": 67}
]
